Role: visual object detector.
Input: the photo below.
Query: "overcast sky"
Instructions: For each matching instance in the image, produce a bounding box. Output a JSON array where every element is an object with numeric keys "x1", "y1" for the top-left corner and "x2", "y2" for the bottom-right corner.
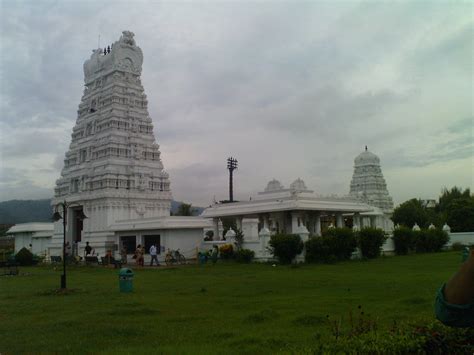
[{"x1": 0, "y1": 0, "x2": 472, "y2": 207}]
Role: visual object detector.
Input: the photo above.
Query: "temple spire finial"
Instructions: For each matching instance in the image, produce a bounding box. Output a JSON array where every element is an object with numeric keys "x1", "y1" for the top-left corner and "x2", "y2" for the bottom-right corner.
[{"x1": 365, "y1": 145, "x2": 367, "y2": 151}]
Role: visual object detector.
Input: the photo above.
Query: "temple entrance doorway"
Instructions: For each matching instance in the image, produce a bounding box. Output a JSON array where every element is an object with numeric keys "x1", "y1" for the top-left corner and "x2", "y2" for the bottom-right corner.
[{"x1": 71, "y1": 208, "x2": 84, "y2": 243}]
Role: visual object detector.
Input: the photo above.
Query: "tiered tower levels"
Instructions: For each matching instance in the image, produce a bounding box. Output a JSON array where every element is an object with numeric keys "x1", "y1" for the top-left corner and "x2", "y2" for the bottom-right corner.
[
  {"x1": 54, "y1": 31, "x2": 171, "y2": 214},
  {"x1": 349, "y1": 148, "x2": 394, "y2": 212}
]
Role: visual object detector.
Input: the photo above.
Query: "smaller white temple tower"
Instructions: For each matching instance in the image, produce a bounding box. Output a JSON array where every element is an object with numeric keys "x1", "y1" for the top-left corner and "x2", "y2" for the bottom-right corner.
[{"x1": 349, "y1": 147, "x2": 394, "y2": 213}]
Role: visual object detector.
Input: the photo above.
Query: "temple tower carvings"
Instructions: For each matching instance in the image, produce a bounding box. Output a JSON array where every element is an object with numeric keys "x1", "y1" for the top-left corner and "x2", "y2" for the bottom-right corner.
[
  {"x1": 349, "y1": 147, "x2": 394, "y2": 213},
  {"x1": 51, "y1": 31, "x2": 172, "y2": 252}
]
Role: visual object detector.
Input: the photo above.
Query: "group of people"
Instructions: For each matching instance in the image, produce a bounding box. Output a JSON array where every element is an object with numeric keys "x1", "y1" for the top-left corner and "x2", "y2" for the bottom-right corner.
[
  {"x1": 132, "y1": 244, "x2": 160, "y2": 267},
  {"x1": 78, "y1": 241, "x2": 160, "y2": 267}
]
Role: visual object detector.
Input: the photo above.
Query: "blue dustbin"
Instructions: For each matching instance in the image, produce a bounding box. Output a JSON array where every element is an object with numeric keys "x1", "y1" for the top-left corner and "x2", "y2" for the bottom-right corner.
[
  {"x1": 198, "y1": 252, "x2": 207, "y2": 264},
  {"x1": 462, "y1": 247, "x2": 470, "y2": 263},
  {"x1": 119, "y1": 268, "x2": 134, "y2": 293}
]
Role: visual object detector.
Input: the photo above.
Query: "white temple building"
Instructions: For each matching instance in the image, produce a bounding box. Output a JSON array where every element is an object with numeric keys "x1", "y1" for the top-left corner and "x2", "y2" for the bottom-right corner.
[
  {"x1": 200, "y1": 148, "x2": 395, "y2": 259},
  {"x1": 50, "y1": 31, "x2": 211, "y2": 260}
]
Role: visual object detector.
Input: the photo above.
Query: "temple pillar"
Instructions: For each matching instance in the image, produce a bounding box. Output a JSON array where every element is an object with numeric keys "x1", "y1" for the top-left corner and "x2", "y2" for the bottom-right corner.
[
  {"x1": 336, "y1": 213, "x2": 343, "y2": 228},
  {"x1": 259, "y1": 227, "x2": 271, "y2": 258},
  {"x1": 370, "y1": 216, "x2": 377, "y2": 228},
  {"x1": 213, "y1": 218, "x2": 220, "y2": 240},
  {"x1": 291, "y1": 212, "x2": 300, "y2": 234},
  {"x1": 263, "y1": 214, "x2": 270, "y2": 230},
  {"x1": 236, "y1": 216, "x2": 243, "y2": 231},
  {"x1": 353, "y1": 212, "x2": 360, "y2": 231},
  {"x1": 314, "y1": 213, "x2": 321, "y2": 236}
]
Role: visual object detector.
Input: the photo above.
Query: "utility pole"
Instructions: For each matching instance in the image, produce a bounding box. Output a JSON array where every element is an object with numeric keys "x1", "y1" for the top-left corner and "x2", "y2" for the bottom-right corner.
[{"x1": 227, "y1": 157, "x2": 238, "y2": 202}]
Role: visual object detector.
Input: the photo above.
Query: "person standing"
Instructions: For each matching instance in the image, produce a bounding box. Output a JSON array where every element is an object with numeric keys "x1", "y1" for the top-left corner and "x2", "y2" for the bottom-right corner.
[
  {"x1": 120, "y1": 246, "x2": 128, "y2": 265},
  {"x1": 149, "y1": 243, "x2": 160, "y2": 266},
  {"x1": 135, "y1": 245, "x2": 144, "y2": 267},
  {"x1": 84, "y1": 242, "x2": 92, "y2": 256}
]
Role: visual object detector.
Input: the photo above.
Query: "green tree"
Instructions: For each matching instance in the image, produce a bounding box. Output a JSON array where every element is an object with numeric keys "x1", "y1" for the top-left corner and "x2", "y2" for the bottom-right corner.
[
  {"x1": 446, "y1": 197, "x2": 474, "y2": 232},
  {"x1": 437, "y1": 186, "x2": 471, "y2": 213},
  {"x1": 392, "y1": 199, "x2": 429, "y2": 228},
  {"x1": 176, "y1": 203, "x2": 193, "y2": 216}
]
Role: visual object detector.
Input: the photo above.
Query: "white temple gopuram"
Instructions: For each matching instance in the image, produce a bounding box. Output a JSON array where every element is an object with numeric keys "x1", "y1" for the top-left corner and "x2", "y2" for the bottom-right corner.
[
  {"x1": 50, "y1": 31, "x2": 211, "y2": 259},
  {"x1": 349, "y1": 146, "x2": 394, "y2": 212}
]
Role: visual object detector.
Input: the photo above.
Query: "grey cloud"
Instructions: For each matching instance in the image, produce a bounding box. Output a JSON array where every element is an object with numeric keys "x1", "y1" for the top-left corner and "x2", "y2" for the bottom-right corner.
[{"x1": 0, "y1": 1, "x2": 472, "y2": 204}]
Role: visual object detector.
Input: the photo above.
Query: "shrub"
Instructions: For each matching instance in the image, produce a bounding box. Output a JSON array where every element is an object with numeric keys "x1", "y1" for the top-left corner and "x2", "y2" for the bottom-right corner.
[
  {"x1": 412, "y1": 230, "x2": 428, "y2": 253},
  {"x1": 305, "y1": 228, "x2": 356, "y2": 263},
  {"x1": 392, "y1": 226, "x2": 413, "y2": 255},
  {"x1": 413, "y1": 229, "x2": 449, "y2": 253},
  {"x1": 234, "y1": 229, "x2": 245, "y2": 251},
  {"x1": 426, "y1": 228, "x2": 449, "y2": 252},
  {"x1": 234, "y1": 248, "x2": 255, "y2": 263},
  {"x1": 357, "y1": 228, "x2": 386, "y2": 259},
  {"x1": 14, "y1": 247, "x2": 35, "y2": 266},
  {"x1": 314, "y1": 320, "x2": 474, "y2": 353},
  {"x1": 218, "y1": 244, "x2": 234, "y2": 259},
  {"x1": 269, "y1": 233, "x2": 304, "y2": 264}
]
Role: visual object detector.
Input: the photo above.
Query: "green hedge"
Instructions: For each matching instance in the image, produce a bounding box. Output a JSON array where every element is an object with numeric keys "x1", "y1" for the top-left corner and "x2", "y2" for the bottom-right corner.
[
  {"x1": 392, "y1": 226, "x2": 413, "y2": 255},
  {"x1": 392, "y1": 227, "x2": 449, "y2": 255},
  {"x1": 305, "y1": 228, "x2": 356, "y2": 263},
  {"x1": 269, "y1": 234, "x2": 303, "y2": 264},
  {"x1": 357, "y1": 227, "x2": 386, "y2": 259},
  {"x1": 234, "y1": 248, "x2": 255, "y2": 263},
  {"x1": 413, "y1": 229, "x2": 449, "y2": 253}
]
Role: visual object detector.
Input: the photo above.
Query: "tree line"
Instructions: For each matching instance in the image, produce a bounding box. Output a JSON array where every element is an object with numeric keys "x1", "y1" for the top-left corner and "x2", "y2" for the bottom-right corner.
[{"x1": 392, "y1": 187, "x2": 474, "y2": 232}]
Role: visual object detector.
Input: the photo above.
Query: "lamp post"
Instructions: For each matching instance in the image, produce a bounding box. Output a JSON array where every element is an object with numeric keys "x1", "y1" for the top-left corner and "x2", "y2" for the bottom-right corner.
[{"x1": 52, "y1": 200, "x2": 87, "y2": 289}]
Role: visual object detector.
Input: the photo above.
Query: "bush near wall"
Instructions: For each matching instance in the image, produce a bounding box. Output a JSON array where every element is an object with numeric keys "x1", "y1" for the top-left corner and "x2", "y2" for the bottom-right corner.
[
  {"x1": 218, "y1": 244, "x2": 234, "y2": 259},
  {"x1": 413, "y1": 229, "x2": 449, "y2": 253},
  {"x1": 234, "y1": 248, "x2": 255, "y2": 263},
  {"x1": 269, "y1": 234, "x2": 304, "y2": 264},
  {"x1": 305, "y1": 228, "x2": 356, "y2": 263},
  {"x1": 14, "y1": 247, "x2": 35, "y2": 266},
  {"x1": 392, "y1": 226, "x2": 414, "y2": 255},
  {"x1": 357, "y1": 227, "x2": 386, "y2": 259}
]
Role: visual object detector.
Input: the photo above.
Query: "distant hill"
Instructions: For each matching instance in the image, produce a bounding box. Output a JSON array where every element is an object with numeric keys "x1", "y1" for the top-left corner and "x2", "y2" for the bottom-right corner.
[
  {"x1": 0, "y1": 199, "x2": 52, "y2": 224},
  {"x1": 0, "y1": 199, "x2": 204, "y2": 224}
]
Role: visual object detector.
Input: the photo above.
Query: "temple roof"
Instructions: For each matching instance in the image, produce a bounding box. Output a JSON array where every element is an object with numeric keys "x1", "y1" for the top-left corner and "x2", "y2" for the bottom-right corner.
[
  {"x1": 354, "y1": 147, "x2": 380, "y2": 166},
  {"x1": 264, "y1": 179, "x2": 284, "y2": 192},
  {"x1": 290, "y1": 178, "x2": 308, "y2": 191}
]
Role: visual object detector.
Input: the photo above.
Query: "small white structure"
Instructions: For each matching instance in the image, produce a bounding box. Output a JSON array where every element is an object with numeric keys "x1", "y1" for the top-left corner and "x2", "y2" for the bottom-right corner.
[
  {"x1": 7, "y1": 223, "x2": 54, "y2": 255},
  {"x1": 111, "y1": 216, "x2": 212, "y2": 262}
]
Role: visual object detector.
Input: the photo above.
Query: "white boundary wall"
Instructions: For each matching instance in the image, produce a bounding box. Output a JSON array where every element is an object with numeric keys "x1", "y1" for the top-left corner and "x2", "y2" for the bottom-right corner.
[{"x1": 446, "y1": 232, "x2": 474, "y2": 247}]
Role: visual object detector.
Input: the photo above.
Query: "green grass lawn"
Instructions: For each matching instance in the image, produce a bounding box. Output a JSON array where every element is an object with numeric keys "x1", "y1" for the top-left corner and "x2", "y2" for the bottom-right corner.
[{"x1": 0, "y1": 252, "x2": 462, "y2": 353}]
